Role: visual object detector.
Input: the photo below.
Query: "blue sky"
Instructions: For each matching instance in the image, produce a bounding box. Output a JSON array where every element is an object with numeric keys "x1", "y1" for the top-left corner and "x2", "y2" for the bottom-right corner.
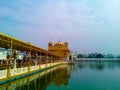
[{"x1": 0, "y1": 0, "x2": 120, "y2": 55}]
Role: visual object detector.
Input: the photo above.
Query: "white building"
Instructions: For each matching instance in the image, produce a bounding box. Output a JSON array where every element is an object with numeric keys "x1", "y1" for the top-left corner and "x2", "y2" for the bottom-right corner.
[
  {"x1": 70, "y1": 51, "x2": 77, "y2": 61},
  {"x1": 0, "y1": 49, "x2": 7, "y2": 60}
]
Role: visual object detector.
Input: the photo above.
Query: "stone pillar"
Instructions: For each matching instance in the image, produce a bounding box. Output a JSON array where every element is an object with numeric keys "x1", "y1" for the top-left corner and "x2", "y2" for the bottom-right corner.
[
  {"x1": 52, "y1": 56, "x2": 55, "y2": 65},
  {"x1": 28, "y1": 46, "x2": 31, "y2": 73},
  {"x1": 46, "y1": 54, "x2": 48, "y2": 68},
  {"x1": 39, "y1": 53, "x2": 41, "y2": 69},
  {"x1": 7, "y1": 39, "x2": 13, "y2": 78},
  {"x1": 35, "y1": 53, "x2": 38, "y2": 66},
  {"x1": 57, "y1": 57, "x2": 58, "y2": 62},
  {"x1": 13, "y1": 50, "x2": 18, "y2": 69},
  {"x1": 50, "y1": 55, "x2": 52, "y2": 66}
]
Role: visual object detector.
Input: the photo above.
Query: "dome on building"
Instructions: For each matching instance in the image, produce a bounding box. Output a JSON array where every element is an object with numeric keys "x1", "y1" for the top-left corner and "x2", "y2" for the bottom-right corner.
[
  {"x1": 48, "y1": 39, "x2": 53, "y2": 46},
  {"x1": 49, "y1": 40, "x2": 53, "y2": 44},
  {"x1": 55, "y1": 39, "x2": 63, "y2": 45},
  {"x1": 64, "y1": 41, "x2": 68, "y2": 44}
]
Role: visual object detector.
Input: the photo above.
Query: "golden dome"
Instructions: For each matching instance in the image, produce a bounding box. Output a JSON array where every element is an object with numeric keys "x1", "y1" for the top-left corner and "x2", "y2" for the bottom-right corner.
[
  {"x1": 58, "y1": 41, "x2": 63, "y2": 44},
  {"x1": 55, "y1": 39, "x2": 63, "y2": 45}
]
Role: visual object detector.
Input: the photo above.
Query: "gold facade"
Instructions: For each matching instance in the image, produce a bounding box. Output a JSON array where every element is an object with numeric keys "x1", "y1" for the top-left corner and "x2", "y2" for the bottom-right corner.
[{"x1": 48, "y1": 40, "x2": 70, "y2": 60}]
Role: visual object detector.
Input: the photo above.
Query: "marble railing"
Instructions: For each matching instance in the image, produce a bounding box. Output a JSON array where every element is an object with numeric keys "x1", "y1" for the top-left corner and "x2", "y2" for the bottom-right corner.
[{"x1": 0, "y1": 62, "x2": 62, "y2": 80}]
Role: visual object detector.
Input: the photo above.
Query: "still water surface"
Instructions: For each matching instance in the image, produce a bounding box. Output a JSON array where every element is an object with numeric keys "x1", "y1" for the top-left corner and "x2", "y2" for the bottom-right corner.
[{"x1": 1, "y1": 61, "x2": 120, "y2": 90}]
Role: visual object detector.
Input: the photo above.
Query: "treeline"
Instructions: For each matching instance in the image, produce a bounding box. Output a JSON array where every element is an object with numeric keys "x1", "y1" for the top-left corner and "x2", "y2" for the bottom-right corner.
[{"x1": 77, "y1": 53, "x2": 120, "y2": 58}]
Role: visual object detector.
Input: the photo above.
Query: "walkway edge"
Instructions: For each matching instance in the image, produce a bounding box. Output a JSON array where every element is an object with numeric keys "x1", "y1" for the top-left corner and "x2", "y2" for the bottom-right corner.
[{"x1": 0, "y1": 63, "x2": 62, "y2": 85}]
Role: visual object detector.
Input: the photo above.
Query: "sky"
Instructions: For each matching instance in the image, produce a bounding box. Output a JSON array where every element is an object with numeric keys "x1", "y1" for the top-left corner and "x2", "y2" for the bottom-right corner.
[{"x1": 0, "y1": 0, "x2": 120, "y2": 55}]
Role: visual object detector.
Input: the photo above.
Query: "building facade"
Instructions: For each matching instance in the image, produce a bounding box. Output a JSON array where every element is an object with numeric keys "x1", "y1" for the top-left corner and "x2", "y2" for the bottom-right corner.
[{"x1": 48, "y1": 40, "x2": 70, "y2": 60}]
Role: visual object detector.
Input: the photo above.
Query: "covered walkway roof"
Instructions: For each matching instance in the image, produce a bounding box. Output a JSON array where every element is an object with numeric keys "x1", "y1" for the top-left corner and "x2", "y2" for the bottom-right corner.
[{"x1": 0, "y1": 32, "x2": 61, "y2": 57}]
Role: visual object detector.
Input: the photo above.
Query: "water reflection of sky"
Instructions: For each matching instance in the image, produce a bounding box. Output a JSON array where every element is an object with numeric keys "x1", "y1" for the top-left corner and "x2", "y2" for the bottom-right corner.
[
  {"x1": 1, "y1": 62, "x2": 120, "y2": 90},
  {"x1": 69, "y1": 62, "x2": 120, "y2": 90}
]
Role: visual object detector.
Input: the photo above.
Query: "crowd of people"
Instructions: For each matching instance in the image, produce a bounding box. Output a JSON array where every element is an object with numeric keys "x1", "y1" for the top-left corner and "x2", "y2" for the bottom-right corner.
[{"x1": 0, "y1": 58, "x2": 55, "y2": 70}]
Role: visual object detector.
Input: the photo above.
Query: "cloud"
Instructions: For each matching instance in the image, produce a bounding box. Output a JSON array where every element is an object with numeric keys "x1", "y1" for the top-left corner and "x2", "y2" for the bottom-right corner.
[{"x1": 0, "y1": 0, "x2": 120, "y2": 54}]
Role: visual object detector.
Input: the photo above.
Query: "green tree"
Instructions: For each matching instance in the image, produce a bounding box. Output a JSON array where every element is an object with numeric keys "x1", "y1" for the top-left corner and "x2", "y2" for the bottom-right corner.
[
  {"x1": 96, "y1": 54, "x2": 104, "y2": 58},
  {"x1": 77, "y1": 54, "x2": 83, "y2": 58}
]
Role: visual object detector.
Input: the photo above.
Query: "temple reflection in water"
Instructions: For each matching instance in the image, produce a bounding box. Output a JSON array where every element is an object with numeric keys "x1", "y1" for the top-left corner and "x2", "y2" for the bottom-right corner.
[{"x1": 0, "y1": 64, "x2": 76, "y2": 90}]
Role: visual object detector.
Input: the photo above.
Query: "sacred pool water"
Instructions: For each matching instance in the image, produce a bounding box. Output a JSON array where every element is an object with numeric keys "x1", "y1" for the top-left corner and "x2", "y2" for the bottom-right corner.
[{"x1": 1, "y1": 61, "x2": 120, "y2": 90}]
